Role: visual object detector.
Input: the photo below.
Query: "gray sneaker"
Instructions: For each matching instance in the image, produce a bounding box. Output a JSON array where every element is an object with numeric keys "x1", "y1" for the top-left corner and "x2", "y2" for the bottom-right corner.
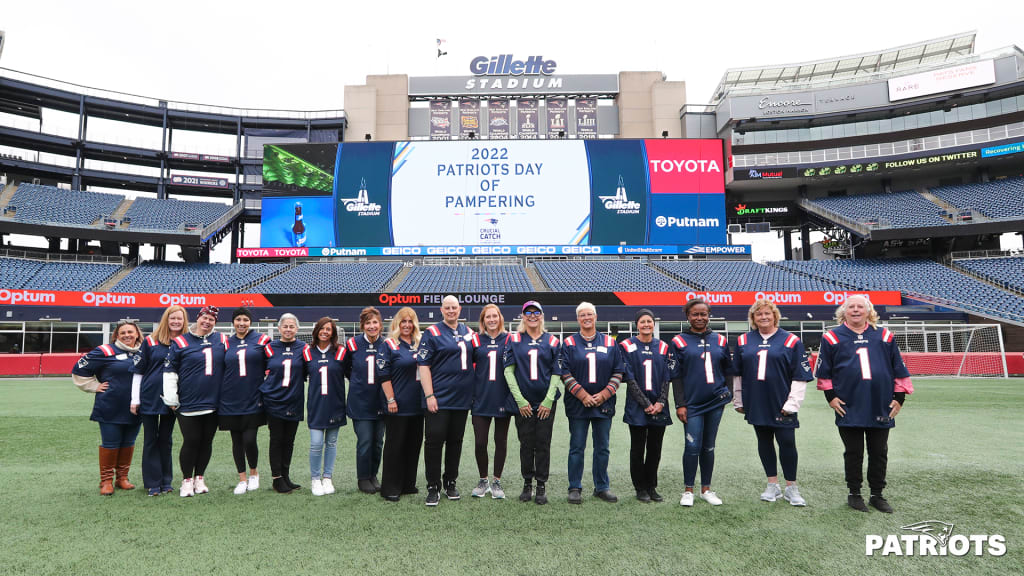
[
  {"x1": 784, "y1": 484, "x2": 806, "y2": 507},
  {"x1": 471, "y1": 478, "x2": 489, "y2": 498},
  {"x1": 760, "y1": 482, "x2": 782, "y2": 502},
  {"x1": 490, "y1": 479, "x2": 505, "y2": 499}
]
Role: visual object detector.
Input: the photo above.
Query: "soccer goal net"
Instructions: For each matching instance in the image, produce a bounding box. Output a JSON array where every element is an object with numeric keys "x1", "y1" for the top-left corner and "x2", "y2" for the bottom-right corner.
[{"x1": 884, "y1": 323, "x2": 1008, "y2": 378}]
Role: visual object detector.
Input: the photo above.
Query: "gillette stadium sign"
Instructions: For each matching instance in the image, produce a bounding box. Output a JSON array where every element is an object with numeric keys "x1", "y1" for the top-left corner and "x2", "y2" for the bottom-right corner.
[{"x1": 409, "y1": 55, "x2": 618, "y2": 97}]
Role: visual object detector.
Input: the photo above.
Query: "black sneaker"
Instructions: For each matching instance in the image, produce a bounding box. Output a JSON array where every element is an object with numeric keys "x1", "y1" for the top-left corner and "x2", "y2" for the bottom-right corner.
[
  {"x1": 444, "y1": 481, "x2": 460, "y2": 500},
  {"x1": 425, "y1": 486, "x2": 440, "y2": 507},
  {"x1": 519, "y1": 481, "x2": 533, "y2": 502},
  {"x1": 358, "y1": 478, "x2": 376, "y2": 494},
  {"x1": 847, "y1": 494, "x2": 869, "y2": 512},
  {"x1": 567, "y1": 488, "x2": 583, "y2": 504},
  {"x1": 635, "y1": 489, "x2": 651, "y2": 503},
  {"x1": 594, "y1": 489, "x2": 619, "y2": 503},
  {"x1": 869, "y1": 494, "x2": 894, "y2": 513},
  {"x1": 272, "y1": 477, "x2": 293, "y2": 494},
  {"x1": 534, "y1": 482, "x2": 548, "y2": 505},
  {"x1": 648, "y1": 487, "x2": 664, "y2": 502}
]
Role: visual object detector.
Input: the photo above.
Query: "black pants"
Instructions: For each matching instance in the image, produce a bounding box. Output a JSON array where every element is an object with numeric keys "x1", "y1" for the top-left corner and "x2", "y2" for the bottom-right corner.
[
  {"x1": 230, "y1": 428, "x2": 259, "y2": 474},
  {"x1": 628, "y1": 424, "x2": 666, "y2": 491},
  {"x1": 472, "y1": 415, "x2": 510, "y2": 479},
  {"x1": 267, "y1": 416, "x2": 300, "y2": 479},
  {"x1": 141, "y1": 413, "x2": 175, "y2": 491},
  {"x1": 838, "y1": 426, "x2": 890, "y2": 495},
  {"x1": 381, "y1": 414, "x2": 424, "y2": 498},
  {"x1": 423, "y1": 409, "x2": 468, "y2": 488},
  {"x1": 513, "y1": 402, "x2": 556, "y2": 484},
  {"x1": 177, "y1": 413, "x2": 217, "y2": 479},
  {"x1": 754, "y1": 425, "x2": 798, "y2": 481}
]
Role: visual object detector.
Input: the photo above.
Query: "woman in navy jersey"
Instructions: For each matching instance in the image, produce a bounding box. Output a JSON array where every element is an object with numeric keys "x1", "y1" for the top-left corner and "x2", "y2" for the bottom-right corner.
[
  {"x1": 732, "y1": 299, "x2": 813, "y2": 506},
  {"x1": 343, "y1": 306, "x2": 387, "y2": 494},
  {"x1": 73, "y1": 320, "x2": 143, "y2": 495},
  {"x1": 503, "y1": 300, "x2": 560, "y2": 505},
  {"x1": 671, "y1": 298, "x2": 733, "y2": 507},
  {"x1": 418, "y1": 295, "x2": 476, "y2": 506},
  {"x1": 379, "y1": 307, "x2": 425, "y2": 502},
  {"x1": 220, "y1": 307, "x2": 270, "y2": 495},
  {"x1": 815, "y1": 295, "x2": 913, "y2": 513},
  {"x1": 619, "y1": 309, "x2": 673, "y2": 503},
  {"x1": 560, "y1": 302, "x2": 625, "y2": 505},
  {"x1": 470, "y1": 304, "x2": 511, "y2": 499},
  {"x1": 260, "y1": 313, "x2": 309, "y2": 494},
  {"x1": 163, "y1": 305, "x2": 228, "y2": 497},
  {"x1": 307, "y1": 317, "x2": 347, "y2": 496},
  {"x1": 130, "y1": 305, "x2": 185, "y2": 496}
]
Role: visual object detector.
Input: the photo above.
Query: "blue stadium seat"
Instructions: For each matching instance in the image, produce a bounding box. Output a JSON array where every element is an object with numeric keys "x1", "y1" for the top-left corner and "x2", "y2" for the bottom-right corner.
[
  {"x1": 929, "y1": 177, "x2": 1024, "y2": 220},
  {"x1": 5, "y1": 184, "x2": 124, "y2": 227},
  {"x1": 122, "y1": 198, "x2": 231, "y2": 231},
  {"x1": 0, "y1": 257, "x2": 120, "y2": 291},
  {"x1": 113, "y1": 262, "x2": 288, "y2": 293},
  {"x1": 396, "y1": 265, "x2": 533, "y2": 292},
  {"x1": 533, "y1": 261, "x2": 686, "y2": 292},
  {"x1": 253, "y1": 262, "x2": 404, "y2": 294},
  {"x1": 808, "y1": 190, "x2": 949, "y2": 228}
]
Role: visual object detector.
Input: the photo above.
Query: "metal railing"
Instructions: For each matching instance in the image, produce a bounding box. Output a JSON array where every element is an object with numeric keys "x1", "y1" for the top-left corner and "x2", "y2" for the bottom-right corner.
[{"x1": 0, "y1": 247, "x2": 124, "y2": 264}]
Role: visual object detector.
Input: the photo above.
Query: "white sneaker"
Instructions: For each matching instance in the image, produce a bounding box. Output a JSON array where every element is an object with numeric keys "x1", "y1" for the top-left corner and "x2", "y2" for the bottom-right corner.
[
  {"x1": 233, "y1": 481, "x2": 248, "y2": 495},
  {"x1": 322, "y1": 478, "x2": 335, "y2": 495},
  {"x1": 193, "y1": 476, "x2": 209, "y2": 494},
  {"x1": 471, "y1": 478, "x2": 490, "y2": 498},
  {"x1": 179, "y1": 478, "x2": 194, "y2": 498},
  {"x1": 760, "y1": 482, "x2": 782, "y2": 502},
  {"x1": 679, "y1": 491, "x2": 694, "y2": 507},
  {"x1": 784, "y1": 485, "x2": 806, "y2": 507},
  {"x1": 311, "y1": 478, "x2": 324, "y2": 496},
  {"x1": 700, "y1": 490, "x2": 723, "y2": 506},
  {"x1": 247, "y1": 475, "x2": 260, "y2": 492}
]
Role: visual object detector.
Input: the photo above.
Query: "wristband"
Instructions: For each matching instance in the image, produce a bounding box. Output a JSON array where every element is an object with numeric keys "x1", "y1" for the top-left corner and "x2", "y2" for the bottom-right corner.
[
  {"x1": 425, "y1": 393, "x2": 435, "y2": 399},
  {"x1": 387, "y1": 397, "x2": 396, "y2": 404}
]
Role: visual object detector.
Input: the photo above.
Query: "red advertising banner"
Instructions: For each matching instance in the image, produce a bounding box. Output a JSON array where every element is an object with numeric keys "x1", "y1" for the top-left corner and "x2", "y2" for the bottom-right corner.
[
  {"x1": 236, "y1": 247, "x2": 309, "y2": 258},
  {"x1": 613, "y1": 290, "x2": 902, "y2": 306},
  {"x1": 644, "y1": 139, "x2": 725, "y2": 194},
  {"x1": 0, "y1": 289, "x2": 271, "y2": 308}
]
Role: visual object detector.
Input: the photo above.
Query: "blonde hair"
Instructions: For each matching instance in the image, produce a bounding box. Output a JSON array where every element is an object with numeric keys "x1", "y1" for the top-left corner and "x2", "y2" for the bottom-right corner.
[
  {"x1": 576, "y1": 301, "x2": 596, "y2": 317},
  {"x1": 747, "y1": 299, "x2": 781, "y2": 330},
  {"x1": 835, "y1": 295, "x2": 879, "y2": 328},
  {"x1": 478, "y1": 304, "x2": 505, "y2": 335},
  {"x1": 152, "y1": 305, "x2": 188, "y2": 346},
  {"x1": 389, "y1": 307, "x2": 421, "y2": 348}
]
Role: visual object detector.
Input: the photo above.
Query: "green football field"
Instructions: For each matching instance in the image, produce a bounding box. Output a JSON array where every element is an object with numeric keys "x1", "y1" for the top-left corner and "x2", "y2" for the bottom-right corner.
[{"x1": 0, "y1": 378, "x2": 1020, "y2": 575}]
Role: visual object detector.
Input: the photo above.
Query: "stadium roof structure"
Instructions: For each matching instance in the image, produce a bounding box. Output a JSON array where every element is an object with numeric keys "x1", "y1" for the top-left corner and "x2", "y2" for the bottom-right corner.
[{"x1": 711, "y1": 31, "x2": 978, "y2": 102}]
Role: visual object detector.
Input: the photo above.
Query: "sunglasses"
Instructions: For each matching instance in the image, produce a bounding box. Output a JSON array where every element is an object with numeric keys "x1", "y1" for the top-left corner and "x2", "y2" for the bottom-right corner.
[{"x1": 523, "y1": 310, "x2": 542, "y2": 317}]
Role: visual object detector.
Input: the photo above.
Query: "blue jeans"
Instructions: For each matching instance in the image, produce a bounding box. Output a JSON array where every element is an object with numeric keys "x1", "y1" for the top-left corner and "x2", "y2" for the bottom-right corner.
[
  {"x1": 310, "y1": 427, "x2": 340, "y2": 479},
  {"x1": 352, "y1": 419, "x2": 385, "y2": 480},
  {"x1": 682, "y1": 406, "x2": 724, "y2": 488},
  {"x1": 98, "y1": 421, "x2": 142, "y2": 449},
  {"x1": 567, "y1": 417, "x2": 612, "y2": 492}
]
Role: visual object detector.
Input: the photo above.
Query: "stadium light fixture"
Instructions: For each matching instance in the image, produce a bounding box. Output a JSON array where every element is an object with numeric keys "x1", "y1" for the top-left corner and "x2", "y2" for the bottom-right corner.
[
  {"x1": 662, "y1": 130, "x2": 669, "y2": 138},
  {"x1": 364, "y1": 133, "x2": 372, "y2": 141},
  {"x1": 468, "y1": 132, "x2": 475, "y2": 139},
  {"x1": 558, "y1": 130, "x2": 565, "y2": 139}
]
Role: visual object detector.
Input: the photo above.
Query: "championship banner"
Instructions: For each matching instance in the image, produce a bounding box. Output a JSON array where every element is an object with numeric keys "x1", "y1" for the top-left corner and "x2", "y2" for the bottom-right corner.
[
  {"x1": 517, "y1": 99, "x2": 538, "y2": 139},
  {"x1": 576, "y1": 98, "x2": 597, "y2": 138},
  {"x1": 488, "y1": 100, "x2": 510, "y2": 139},
  {"x1": 459, "y1": 99, "x2": 480, "y2": 139},
  {"x1": 546, "y1": 97, "x2": 567, "y2": 137},
  {"x1": 169, "y1": 174, "x2": 230, "y2": 189},
  {"x1": 429, "y1": 100, "x2": 451, "y2": 140}
]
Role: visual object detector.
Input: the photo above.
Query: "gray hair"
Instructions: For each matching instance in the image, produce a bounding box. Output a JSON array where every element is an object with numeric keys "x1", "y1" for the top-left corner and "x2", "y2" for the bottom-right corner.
[
  {"x1": 576, "y1": 301, "x2": 596, "y2": 317},
  {"x1": 278, "y1": 313, "x2": 299, "y2": 328}
]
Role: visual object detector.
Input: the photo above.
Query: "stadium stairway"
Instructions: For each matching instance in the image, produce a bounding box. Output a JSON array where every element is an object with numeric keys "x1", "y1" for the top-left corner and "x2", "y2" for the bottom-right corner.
[
  {"x1": 110, "y1": 198, "x2": 135, "y2": 225},
  {"x1": 525, "y1": 263, "x2": 550, "y2": 291},
  {"x1": 97, "y1": 264, "x2": 136, "y2": 292},
  {"x1": 0, "y1": 183, "x2": 16, "y2": 210},
  {"x1": 383, "y1": 265, "x2": 411, "y2": 291},
  {"x1": 239, "y1": 262, "x2": 300, "y2": 292},
  {"x1": 949, "y1": 258, "x2": 1024, "y2": 297},
  {"x1": 797, "y1": 198, "x2": 873, "y2": 236}
]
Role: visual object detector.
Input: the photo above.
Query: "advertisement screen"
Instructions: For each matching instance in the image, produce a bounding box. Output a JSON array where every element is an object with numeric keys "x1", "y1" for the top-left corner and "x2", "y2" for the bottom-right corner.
[{"x1": 260, "y1": 139, "x2": 726, "y2": 249}]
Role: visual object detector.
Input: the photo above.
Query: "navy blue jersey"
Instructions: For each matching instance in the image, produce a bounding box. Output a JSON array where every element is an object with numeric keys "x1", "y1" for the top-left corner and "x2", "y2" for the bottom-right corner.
[
  {"x1": 220, "y1": 331, "x2": 271, "y2": 416},
  {"x1": 670, "y1": 331, "x2": 733, "y2": 417},
  {"x1": 73, "y1": 343, "x2": 142, "y2": 425},
  {"x1": 734, "y1": 330, "x2": 813, "y2": 428},
  {"x1": 164, "y1": 332, "x2": 229, "y2": 412},
  {"x1": 417, "y1": 323, "x2": 476, "y2": 410},
  {"x1": 133, "y1": 335, "x2": 171, "y2": 416},
  {"x1": 379, "y1": 337, "x2": 423, "y2": 416},
  {"x1": 815, "y1": 325, "x2": 911, "y2": 428},
  {"x1": 472, "y1": 331, "x2": 511, "y2": 417},
  {"x1": 620, "y1": 337, "x2": 674, "y2": 427},
  {"x1": 559, "y1": 332, "x2": 624, "y2": 420},
  {"x1": 259, "y1": 340, "x2": 309, "y2": 421},
  {"x1": 306, "y1": 344, "x2": 348, "y2": 429},
  {"x1": 503, "y1": 331, "x2": 561, "y2": 409},
  {"x1": 342, "y1": 334, "x2": 385, "y2": 420}
]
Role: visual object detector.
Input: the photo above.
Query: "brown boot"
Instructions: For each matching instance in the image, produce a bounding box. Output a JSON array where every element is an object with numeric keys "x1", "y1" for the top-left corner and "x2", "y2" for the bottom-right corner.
[
  {"x1": 99, "y1": 447, "x2": 117, "y2": 495},
  {"x1": 115, "y1": 446, "x2": 136, "y2": 490}
]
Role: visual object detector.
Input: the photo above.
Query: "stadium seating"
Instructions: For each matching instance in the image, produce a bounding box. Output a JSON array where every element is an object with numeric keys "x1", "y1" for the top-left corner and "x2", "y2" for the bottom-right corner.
[
  {"x1": 122, "y1": 198, "x2": 232, "y2": 231},
  {"x1": 396, "y1": 265, "x2": 533, "y2": 292},
  {"x1": 807, "y1": 190, "x2": 949, "y2": 228},
  {"x1": 929, "y1": 177, "x2": 1024, "y2": 220},
  {"x1": 773, "y1": 259, "x2": 1024, "y2": 321},
  {"x1": 652, "y1": 260, "x2": 841, "y2": 291},
  {"x1": 113, "y1": 262, "x2": 288, "y2": 293},
  {"x1": 0, "y1": 257, "x2": 120, "y2": 291},
  {"x1": 252, "y1": 262, "x2": 404, "y2": 294},
  {"x1": 533, "y1": 261, "x2": 687, "y2": 292},
  {"x1": 5, "y1": 184, "x2": 124, "y2": 227},
  {"x1": 0, "y1": 257, "x2": 46, "y2": 289},
  {"x1": 954, "y1": 256, "x2": 1024, "y2": 293}
]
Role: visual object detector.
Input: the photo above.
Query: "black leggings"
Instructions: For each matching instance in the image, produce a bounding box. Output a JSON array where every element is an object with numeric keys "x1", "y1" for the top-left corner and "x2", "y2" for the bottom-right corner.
[
  {"x1": 267, "y1": 416, "x2": 299, "y2": 479},
  {"x1": 754, "y1": 426, "x2": 798, "y2": 481},
  {"x1": 628, "y1": 425, "x2": 666, "y2": 491},
  {"x1": 472, "y1": 415, "x2": 510, "y2": 479},
  {"x1": 230, "y1": 428, "x2": 259, "y2": 474},
  {"x1": 838, "y1": 426, "x2": 889, "y2": 495},
  {"x1": 177, "y1": 413, "x2": 218, "y2": 479},
  {"x1": 424, "y1": 409, "x2": 468, "y2": 488}
]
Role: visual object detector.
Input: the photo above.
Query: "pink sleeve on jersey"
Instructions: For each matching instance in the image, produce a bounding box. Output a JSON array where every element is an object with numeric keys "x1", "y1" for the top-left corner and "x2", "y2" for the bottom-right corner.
[
  {"x1": 894, "y1": 377, "x2": 914, "y2": 394},
  {"x1": 816, "y1": 378, "x2": 833, "y2": 391}
]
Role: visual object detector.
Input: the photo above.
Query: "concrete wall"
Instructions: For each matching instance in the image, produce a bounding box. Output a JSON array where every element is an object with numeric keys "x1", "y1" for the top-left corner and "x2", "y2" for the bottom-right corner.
[
  {"x1": 343, "y1": 75, "x2": 409, "y2": 142},
  {"x1": 616, "y1": 72, "x2": 685, "y2": 139}
]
